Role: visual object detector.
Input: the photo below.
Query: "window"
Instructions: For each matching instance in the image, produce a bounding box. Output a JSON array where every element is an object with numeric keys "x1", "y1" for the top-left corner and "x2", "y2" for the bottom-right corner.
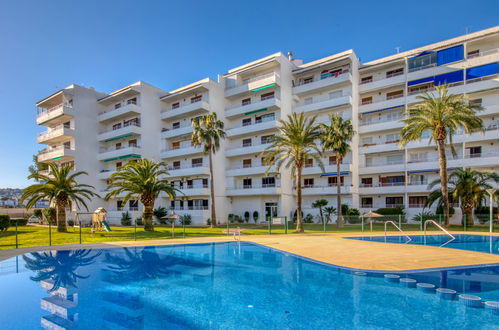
[
  {"x1": 116, "y1": 162, "x2": 122, "y2": 170},
  {"x1": 63, "y1": 121, "x2": 71, "y2": 129},
  {"x1": 470, "y1": 98, "x2": 482, "y2": 106},
  {"x1": 242, "y1": 138, "x2": 252, "y2": 147},
  {"x1": 173, "y1": 161, "x2": 181, "y2": 170},
  {"x1": 329, "y1": 156, "x2": 342, "y2": 165},
  {"x1": 243, "y1": 178, "x2": 252, "y2": 188},
  {"x1": 385, "y1": 133, "x2": 400, "y2": 143},
  {"x1": 466, "y1": 146, "x2": 482, "y2": 158},
  {"x1": 302, "y1": 77, "x2": 313, "y2": 84},
  {"x1": 129, "y1": 200, "x2": 139, "y2": 211},
  {"x1": 202, "y1": 178, "x2": 208, "y2": 188},
  {"x1": 361, "y1": 177, "x2": 372, "y2": 187},
  {"x1": 304, "y1": 97, "x2": 313, "y2": 105},
  {"x1": 192, "y1": 158, "x2": 203, "y2": 167},
  {"x1": 172, "y1": 102, "x2": 180, "y2": 109},
  {"x1": 242, "y1": 98, "x2": 251, "y2": 106},
  {"x1": 381, "y1": 176, "x2": 405, "y2": 186},
  {"x1": 172, "y1": 141, "x2": 180, "y2": 150},
  {"x1": 386, "y1": 154, "x2": 403, "y2": 164},
  {"x1": 112, "y1": 123, "x2": 122, "y2": 130},
  {"x1": 191, "y1": 95, "x2": 202, "y2": 103},
  {"x1": 409, "y1": 196, "x2": 427, "y2": 208},
  {"x1": 243, "y1": 159, "x2": 252, "y2": 168},
  {"x1": 117, "y1": 200, "x2": 124, "y2": 211},
  {"x1": 408, "y1": 52, "x2": 437, "y2": 71},
  {"x1": 127, "y1": 97, "x2": 137, "y2": 105},
  {"x1": 261, "y1": 135, "x2": 274, "y2": 144},
  {"x1": 128, "y1": 139, "x2": 137, "y2": 147},
  {"x1": 255, "y1": 113, "x2": 275, "y2": 123},
  {"x1": 386, "y1": 90, "x2": 403, "y2": 100},
  {"x1": 361, "y1": 96, "x2": 372, "y2": 105},
  {"x1": 409, "y1": 175, "x2": 427, "y2": 186},
  {"x1": 329, "y1": 90, "x2": 342, "y2": 99},
  {"x1": 303, "y1": 178, "x2": 314, "y2": 188},
  {"x1": 305, "y1": 159, "x2": 313, "y2": 168},
  {"x1": 361, "y1": 197, "x2": 373, "y2": 208},
  {"x1": 409, "y1": 151, "x2": 428, "y2": 163},
  {"x1": 361, "y1": 76, "x2": 373, "y2": 84},
  {"x1": 242, "y1": 118, "x2": 252, "y2": 126},
  {"x1": 115, "y1": 142, "x2": 122, "y2": 150},
  {"x1": 261, "y1": 92, "x2": 275, "y2": 101},
  {"x1": 386, "y1": 68, "x2": 403, "y2": 78},
  {"x1": 386, "y1": 197, "x2": 403, "y2": 207},
  {"x1": 328, "y1": 176, "x2": 344, "y2": 186},
  {"x1": 361, "y1": 137, "x2": 374, "y2": 146},
  {"x1": 114, "y1": 103, "x2": 121, "y2": 109},
  {"x1": 262, "y1": 177, "x2": 276, "y2": 187},
  {"x1": 467, "y1": 49, "x2": 480, "y2": 58},
  {"x1": 172, "y1": 122, "x2": 180, "y2": 129}
]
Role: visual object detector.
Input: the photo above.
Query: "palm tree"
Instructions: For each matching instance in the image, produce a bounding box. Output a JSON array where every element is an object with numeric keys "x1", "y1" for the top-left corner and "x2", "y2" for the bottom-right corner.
[
  {"x1": 262, "y1": 112, "x2": 323, "y2": 232},
  {"x1": 312, "y1": 199, "x2": 328, "y2": 224},
  {"x1": 23, "y1": 249, "x2": 100, "y2": 291},
  {"x1": 399, "y1": 85, "x2": 483, "y2": 226},
  {"x1": 426, "y1": 168, "x2": 499, "y2": 226},
  {"x1": 324, "y1": 206, "x2": 336, "y2": 225},
  {"x1": 319, "y1": 114, "x2": 355, "y2": 228},
  {"x1": 105, "y1": 159, "x2": 177, "y2": 231},
  {"x1": 21, "y1": 163, "x2": 98, "y2": 232},
  {"x1": 191, "y1": 112, "x2": 226, "y2": 228}
]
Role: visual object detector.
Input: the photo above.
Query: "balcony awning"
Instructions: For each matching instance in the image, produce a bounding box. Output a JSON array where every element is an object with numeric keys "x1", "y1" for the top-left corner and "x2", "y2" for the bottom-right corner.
[
  {"x1": 251, "y1": 83, "x2": 276, "y2": 92},
  {"x1": 98, "y1": 87, "x2": 140, "y2": 105},
  {"x1": 408, "y1": 168, "x2": 457, "y2": 174},
  {"x1": 244, "y1": 108, "x2": 268, "y2": 116},
  {"x1": 320, "y1": 171, "x2": 350, "y2": 177},
  {"x1": 361, "y1": 105, "x2": 405, "y2": 115},
  {"x1": 103, "y1": 154, "x2": 141, "y2": 162}
]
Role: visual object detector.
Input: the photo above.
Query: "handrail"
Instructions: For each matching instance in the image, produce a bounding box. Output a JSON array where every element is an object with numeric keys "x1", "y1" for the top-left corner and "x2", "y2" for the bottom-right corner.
[
  {"x1": 424, "y1": 220, "x2": 455, "y2": 240},
  {"x1": 233, "y1": 226, "x2": 241, "y2": 241},
  {"x1": 384, "y1": 221, "x2": 411, "y2": 241}
]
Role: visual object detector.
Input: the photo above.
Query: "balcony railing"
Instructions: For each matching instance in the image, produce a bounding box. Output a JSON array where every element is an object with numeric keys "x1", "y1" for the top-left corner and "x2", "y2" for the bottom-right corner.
[
  {"x1": 37, "y1": 103, "x2": 73, "y2": 118},
  {"x1": 360, "y1": 114, "x2": 404, "y2": 126},
  {"x1": 466, "y1": 48, "x2": 499, "y2": 59},
  {"x1": 38, "y1": 125, "x2": 74, "y2": 140},
  {"x1": 408, "y1": 63, "x2": 437, "y2": 73},
  {"x1": 408, "y1": 203, "x2": 426, "y2": 208},
  {"x1": 99, "y1": 145, "x2": 140, "y2": 153},
  {"x1": 99, "y1": 99, "x2": 138, "y2": 115},
  {"x1": 360, "y1": 182, "x2": 405, "y2": 188},
  {"x1": 174, "y1": 184, "x2": 209, "y2": 190},
  {"x1": 466, "y1": 73, "x2": 499, "y2": 85},
  {"x1": 226, "y1": 72, "x2": 278, "y2": 90},
  {"x1": 364, "y1": 159, "x2": 405, "y2": 167},
  {"x1": 360, "y1": 71, "x2": 404, "y2": 85},
  {"x1": 385, "y1": 204, "x2": 404, "y2": 208},
  {"x1": 167, "y1": 163, "x2": 205, "y2": 171},
  {"x1": 229, "y1": 183, "x2": 280, "y2": 190},
  {"x1": 294, "y1": 70, "x2": 349, "y2": 86},
  {"x1": 100, "y1": 121, "x2": 141, "y2": 134}
]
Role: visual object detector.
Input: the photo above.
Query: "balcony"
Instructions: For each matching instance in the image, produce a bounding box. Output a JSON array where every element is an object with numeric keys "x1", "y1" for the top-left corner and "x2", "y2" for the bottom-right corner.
[
  {"x1": 37, "y1": 125, "x2": 74, "y2": 144},
  {"x1": 161, "y1": 145, "x2": 203, "y2": 159},
  {"x1": 302, "y1": 163, "x2": 351, "y2": 175},
  {"x1": 161, "y1": 100, "x2": 210, "y2": 120},
  {"x1": 226, "y1": 119, "x2": 277, "y2": 138},
  {"x1": 161, "y1": 125, "x2": 193, "y2": 139},
  {"x1": 225, "y1": 97, "x2": 280, "y2": 118},
  {"x1": 98, "y1": 102, "x2": 140, "y2": 123},
  {"x1": 359, "y1": 115, "x2": 405, "y2": 134},
  {"x1": 166, "y1": 165, "x2": 210, "y2": 178},
  {"x1": 38, "y1": 146, "x2": 75, "y2": 163},
  {"x1": 36, "y1": 104, "x2": 74, "y2": 126},
  {"x1": 226, "y1": 164, "x2": 277, "y2": 177},
  {"x1": 293, "y1": 72, "x2": 351, "y2": 95},
  {"x1": 359, "y1": 95, "x2": 405, "y2": 113},
  {"x1": 301, "y1": 185, "x2": 351, "y2": 196},
  {"x1": 466, "y1": 48, "x2": 499, "y2": 67},
  {"x1": 359, "y1": 140, "x2": 401, "y2": 154},
  {"x1": 225, "y1": 73, "x2": 280, "y2": 98},
  {"x1": 359, "y1": 72, "x2": 406, "y2": 93},
  {"x1": 98, "y1": 146, "x2": 141, "y2": 162},
  {"x1": 174, "y1": 185, "x2": 210, "y2": 197},
  {"x1": 98, "y1": 122, "x2": 141, "y2": 142},
  {"x1": 359, "y1": 159, "x2": 405, "y2": 175},
  {"x1": 359, "y1": 182, "x2": 406, "y2": 194},
  {"x1": 294, "y1": 95, "x2": 351, "y2": 114},
  {"x1": 225, "y1": 142, "x2": 271, "y2": 157},
  {"x1": 226, "y1": 184, "x2": 281, "y2": 196}
]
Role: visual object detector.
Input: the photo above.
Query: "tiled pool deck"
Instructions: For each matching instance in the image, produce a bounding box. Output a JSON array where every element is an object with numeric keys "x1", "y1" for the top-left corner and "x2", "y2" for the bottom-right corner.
[{"x1": 1, "y1": 231, "x2": 499, "y2": 271}]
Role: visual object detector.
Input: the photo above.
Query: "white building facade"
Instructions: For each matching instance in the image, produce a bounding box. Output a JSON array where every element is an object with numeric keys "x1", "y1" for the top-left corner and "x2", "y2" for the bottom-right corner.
[{"x1": 35, "y1": 26, "x2": 499, "y2": 224}]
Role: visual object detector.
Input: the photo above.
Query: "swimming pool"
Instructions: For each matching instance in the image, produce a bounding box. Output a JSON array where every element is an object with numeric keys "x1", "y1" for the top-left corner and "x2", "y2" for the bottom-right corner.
[
  {"x1": 0, "y1": 242, "x2": 498, "y2": 329},
  {"x1": 348, "y1": 234, "x2": 499, "y2": 255}
]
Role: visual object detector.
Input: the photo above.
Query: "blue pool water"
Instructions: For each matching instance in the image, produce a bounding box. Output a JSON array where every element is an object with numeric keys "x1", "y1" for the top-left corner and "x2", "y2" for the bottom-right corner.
[
  {"x1": 0, "y1": 242, "x2": 498, "y2": 329},
  {"x1": 348, "y1": 234, "x2": 499, "y2": 255}
]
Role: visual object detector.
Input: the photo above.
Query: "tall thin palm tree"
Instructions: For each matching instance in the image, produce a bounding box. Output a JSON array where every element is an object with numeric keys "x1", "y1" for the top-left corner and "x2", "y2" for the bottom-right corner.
[
  {"x1": 262, "y1": 112, "x2": 323, "y2": 232},
  {"x1": 319, "y1": 114, "x2": 355, "y2": 228},
  {"x1": 312, "y1": 199, "x2": 328, "y2": 224},
  {"x1": 399, "y1": 85, "x2": 483, "y2": 226},
  {"x1": 191, "y1": 112, "x2": 226, "y2": 228},
  {"x1": 21, "y1": 163, "x2": 98, "y2": 232},
  {"x1": 426, "y1": 168, "x2": 499, "y2": 226},
  {"x1": 105, "y1": 159, "x2": 177, "y2": 231}
]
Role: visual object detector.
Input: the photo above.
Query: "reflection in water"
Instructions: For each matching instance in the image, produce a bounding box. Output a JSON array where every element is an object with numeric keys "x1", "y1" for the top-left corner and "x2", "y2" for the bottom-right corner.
[{"x1": 23, "y1": 250, "x2": 99, "y2": 329}]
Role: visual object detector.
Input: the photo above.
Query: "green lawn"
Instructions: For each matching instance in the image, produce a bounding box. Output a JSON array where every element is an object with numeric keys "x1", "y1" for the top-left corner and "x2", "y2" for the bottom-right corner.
[{"x1": 0, "y1": 223, "x2": 494, "y2": 250}]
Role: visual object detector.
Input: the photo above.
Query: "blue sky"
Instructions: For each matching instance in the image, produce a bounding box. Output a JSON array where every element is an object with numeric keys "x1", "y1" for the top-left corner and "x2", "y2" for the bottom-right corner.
[{"x1": 0, "y1": 0, "x2": 498, "y2": 188}]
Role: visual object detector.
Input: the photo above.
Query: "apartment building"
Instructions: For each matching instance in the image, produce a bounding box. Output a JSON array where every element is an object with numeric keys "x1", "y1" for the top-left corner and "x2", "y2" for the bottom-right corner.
[{"x1": 35, "y1": 26, "x2": 499, "y2": 224}]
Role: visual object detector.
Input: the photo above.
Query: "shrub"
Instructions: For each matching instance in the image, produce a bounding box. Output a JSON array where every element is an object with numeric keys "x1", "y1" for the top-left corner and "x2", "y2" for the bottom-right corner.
[
  {"x1": 181, "y1": 214, "x2": 192, "y2": 225},
  {"x1": 374, "y1": 206, "x2": 407, "y2": 223},
  {"x1": 42, "y1": 207, "x2": 56, "y2": 225},
  {"x1": 9, "y1": 218, "x2": 28, "y2": 226},
  {"x1": 253, "y1": 211, "x2": 259, "y2": 223},
  {"x1": 206, "y1": 218, "x2": 211, "y2": 226},
  {"x1": 67, "y1": 219, "x2": 74, "y2": 227},
  {"x1": 121, "y1": 212, "x2": 132, "y2": 226},
  {"x1": 412, "y1": 212, "x2": 436, "y2": 223},
  {"x1": 475, "y1": 206, "x2": 498, "y2": 224},
  {"x1": 303, "y1": 213, "x2": 314, "y2": 223},
  {"x1": 436, "y1": 205, "x2": 455, "y2": 216},
  {"x1": 228, "y1": 214, "x2": 235, "y2": 223},
  {"x1": 244, "y1": 211, "x2": 250, "y2": 223},
  {"x1": 235, "y1": 215, "x2": 244, "y2": 223},
  {"x1": 154, "y1": 207, "x2": 168, "y2": 224},
  {"x1": 0, "y1": 214, "x2": 10, "y2": 231},
  {"x1": 33, "y1": 209, "x2": 43, "y2": 219},
  {"x1": 135, "y1": 217, "x2": 143, "y2": 226}
]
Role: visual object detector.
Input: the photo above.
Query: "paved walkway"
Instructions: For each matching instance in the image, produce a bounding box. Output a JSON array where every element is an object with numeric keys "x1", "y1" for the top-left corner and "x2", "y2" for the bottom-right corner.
[{"x1": 1, "y1": 231, "x2": 499, "y2": 271}]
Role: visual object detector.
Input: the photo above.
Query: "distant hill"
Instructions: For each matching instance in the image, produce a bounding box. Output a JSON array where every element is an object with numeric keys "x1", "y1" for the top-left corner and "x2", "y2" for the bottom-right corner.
[{"x1": 0, "y1": 188, "x2": 23, "y2": 197}]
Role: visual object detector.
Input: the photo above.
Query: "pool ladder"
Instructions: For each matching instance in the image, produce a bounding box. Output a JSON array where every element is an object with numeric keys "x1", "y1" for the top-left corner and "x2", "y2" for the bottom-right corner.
[
  {"x1": 424, "y1": 220, "x2": 455, "y2": 246},
  {"x1": 233, "y1": 227, "x2": 241, "y2": 241},
  {"x1": 384, "y1": 221, "x2": 412, "y2": 242}
]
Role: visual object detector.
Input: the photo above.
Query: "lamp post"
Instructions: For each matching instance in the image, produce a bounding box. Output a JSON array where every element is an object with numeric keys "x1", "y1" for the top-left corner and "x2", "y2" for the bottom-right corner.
[{"x1": 486, "y1": 189, "x2": 497, "y2": 233}]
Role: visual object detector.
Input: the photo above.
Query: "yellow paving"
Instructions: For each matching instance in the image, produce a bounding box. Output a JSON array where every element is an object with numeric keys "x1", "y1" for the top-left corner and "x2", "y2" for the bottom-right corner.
[{"x1": 1, "y1": 231, "x2": 499, "y2": 271}]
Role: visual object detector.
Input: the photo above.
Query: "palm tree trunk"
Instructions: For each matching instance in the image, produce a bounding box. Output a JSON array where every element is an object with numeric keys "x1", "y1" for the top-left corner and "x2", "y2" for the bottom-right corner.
[
  {"x1": 208, "y1": 148, "x2": 217, "y2": 228},
  {"x1": 336, "y1": 157, "x2": 343, "y2": 228},
  {"x1": 296, "y1": 166, "x2": 304, "y2": 233},
  {"x1": 319, "y1": 207, "x2": 324, "y2": 224},
  {"x1": 143, "y1": 204, "x2": 154, "y2": 231},
  {"x1": 55, "y1": 200, "x2": 67, "y2": 233},
  {"x1": 436, "y1": 139, "x2": 450, "y2": 226},
  {"x1": 462, "y1": 198, "x2": 474, "y2": 227}
]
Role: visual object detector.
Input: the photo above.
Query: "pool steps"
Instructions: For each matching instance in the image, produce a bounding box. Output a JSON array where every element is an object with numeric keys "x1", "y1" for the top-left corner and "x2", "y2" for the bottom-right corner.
[{"x1": 383, "y1": 273, "x2": 498, "y2": 313}]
